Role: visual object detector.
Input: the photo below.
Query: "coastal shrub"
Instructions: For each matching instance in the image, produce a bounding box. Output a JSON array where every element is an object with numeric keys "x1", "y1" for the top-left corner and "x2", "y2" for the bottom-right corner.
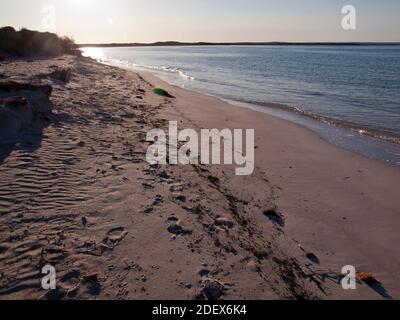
[
  {"x1": 0, "y1": 26, "x2": 78, "y2": 57},
  {"x1": 153, "y1": 87, "x2": 174, "y2": 98}
]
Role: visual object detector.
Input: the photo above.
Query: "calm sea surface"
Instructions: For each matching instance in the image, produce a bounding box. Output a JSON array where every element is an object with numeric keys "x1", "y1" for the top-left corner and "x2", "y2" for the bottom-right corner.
[{"x1": 82, "y1": 45, "x2": 400, "y2": 165}]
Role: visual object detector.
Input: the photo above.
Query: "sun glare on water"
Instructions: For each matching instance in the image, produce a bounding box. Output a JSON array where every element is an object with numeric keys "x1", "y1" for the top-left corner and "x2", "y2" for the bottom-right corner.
[{"x1": 81, "y1": 47, "x2": 106, "y2": 61}]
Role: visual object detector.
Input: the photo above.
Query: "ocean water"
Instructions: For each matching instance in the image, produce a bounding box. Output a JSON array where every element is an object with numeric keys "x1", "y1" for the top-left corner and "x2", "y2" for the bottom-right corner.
[{"x1": 82, "y1": 45, "x2": 400, "y2": 165}]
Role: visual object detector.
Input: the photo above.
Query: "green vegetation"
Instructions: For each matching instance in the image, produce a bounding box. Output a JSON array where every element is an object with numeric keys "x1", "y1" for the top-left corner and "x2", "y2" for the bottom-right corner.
[
  {"x1": 153, "y1": 87, "x2": 174, "y2": 98},
  {"x1": 0, "y1": 26, "x2": 79, "y2": 57}
]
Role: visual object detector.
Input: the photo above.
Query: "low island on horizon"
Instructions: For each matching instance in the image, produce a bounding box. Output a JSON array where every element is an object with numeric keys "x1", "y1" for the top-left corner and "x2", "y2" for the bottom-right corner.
[{"x1": 77, "y1": 41, "x2": 400, "y2": 48}]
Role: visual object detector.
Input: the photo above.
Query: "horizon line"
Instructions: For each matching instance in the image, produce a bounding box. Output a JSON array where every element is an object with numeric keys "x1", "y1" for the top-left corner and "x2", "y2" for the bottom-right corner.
[{"x1": 78, "y1": 41, "x2": 400, "y2": 48}]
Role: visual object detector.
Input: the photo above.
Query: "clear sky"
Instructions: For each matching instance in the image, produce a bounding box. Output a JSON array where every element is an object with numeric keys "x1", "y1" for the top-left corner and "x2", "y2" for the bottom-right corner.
[{"x1": 1, "y1": 0, "x2": 399, "y2": 43}]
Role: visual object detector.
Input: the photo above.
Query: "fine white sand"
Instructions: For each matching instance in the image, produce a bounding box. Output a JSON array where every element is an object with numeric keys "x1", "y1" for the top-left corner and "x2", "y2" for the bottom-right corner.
[{"x1": 0, "y1": 54, "x2": 399, "y2": 300}]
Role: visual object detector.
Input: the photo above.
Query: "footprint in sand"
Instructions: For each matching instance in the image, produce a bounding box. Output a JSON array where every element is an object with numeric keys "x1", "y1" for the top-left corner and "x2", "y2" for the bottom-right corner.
[
  {"x1": 0, "y1": 245, "x2": 7, "y2": 255},
  {"x1": 44, "y1": 269, "x2": 102, "y2": 300},
  {"x1": 167, "y1": 221, "x2": 192, "y2": 236},
  {"x1": 103, "y1": 227, "x2": 128, "y2": 247},
  {"x1": 263, "y1": 209, "x2": 285, "y2": 227},
  {"x1": 45, "y1": 270, "x2": 81, "y2": 300}
]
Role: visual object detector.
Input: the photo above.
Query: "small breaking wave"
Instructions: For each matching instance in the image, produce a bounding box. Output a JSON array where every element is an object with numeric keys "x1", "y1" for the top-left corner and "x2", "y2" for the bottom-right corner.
[
  {"x1": 82, "y1": 50, "x2": 195, "y2": 81},
  {"x1": 143, "y1": 65, "x2": 195, "y2": 80},
  {"x1": 235, "y1": 99, "x2": 400, "y2": 145}
]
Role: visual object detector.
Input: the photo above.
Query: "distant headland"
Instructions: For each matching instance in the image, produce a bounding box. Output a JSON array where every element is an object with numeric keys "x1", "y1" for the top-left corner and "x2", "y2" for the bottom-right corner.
[{"x1": 78, "y1": 41, "x2": 400, "y2": 48}]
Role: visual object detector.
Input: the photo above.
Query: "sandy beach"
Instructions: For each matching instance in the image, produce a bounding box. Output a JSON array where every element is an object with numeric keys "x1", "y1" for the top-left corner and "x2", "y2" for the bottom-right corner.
[{"x1": 0, "y1": 54, "x2": 399, "y2": 300}]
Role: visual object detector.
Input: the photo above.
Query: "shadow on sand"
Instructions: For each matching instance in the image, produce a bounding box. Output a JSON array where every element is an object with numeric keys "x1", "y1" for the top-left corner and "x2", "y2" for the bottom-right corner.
[{"x1": 0, "y1": 68, "x2": 75, "y2": 165}]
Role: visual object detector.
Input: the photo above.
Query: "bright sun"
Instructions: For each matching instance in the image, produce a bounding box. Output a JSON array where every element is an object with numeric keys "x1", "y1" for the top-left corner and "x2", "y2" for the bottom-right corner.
[{"x1": 69, "y1": 0, "x2": 95, "y2": 7}]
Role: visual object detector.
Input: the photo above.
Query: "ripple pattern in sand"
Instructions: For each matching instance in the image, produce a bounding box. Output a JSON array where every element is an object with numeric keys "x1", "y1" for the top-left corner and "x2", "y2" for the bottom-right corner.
[{"x1": 0, "y1": 123, "x2": 93, "y2": 298}]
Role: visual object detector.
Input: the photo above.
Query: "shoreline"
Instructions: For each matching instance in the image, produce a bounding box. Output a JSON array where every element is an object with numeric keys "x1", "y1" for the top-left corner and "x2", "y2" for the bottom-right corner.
[
  {"x1": 135, "y1": 68, "x2": 400, "y2": 299},
  {"x1": 1, "y1": 54, "x2": 399, "y2": 300},
  {"x1": 137, "y1": 67, "x2": 400, "y2": 171},
  {"x1": 231, "y1": 98, "x2": 400, "y2": 145},
  {"x1": 143, "y1": 68, "x2": 400, "y2": 165},
  {"x1": 98, "y1": 58, "x2": 400, "y2": 167}
]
